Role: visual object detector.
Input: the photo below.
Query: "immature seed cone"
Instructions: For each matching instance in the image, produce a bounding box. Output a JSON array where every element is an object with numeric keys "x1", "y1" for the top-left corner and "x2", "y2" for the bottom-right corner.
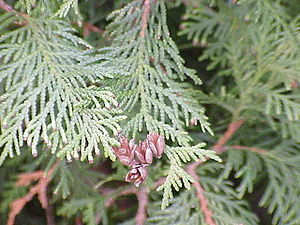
[
  {"x1": 134, "y1": 140, "x2": 153, "y2": 164},
  {"x1": 112, "y1": 136, "x2": 136, "y2": 167},
  {"x1": 146, "y1": 133, "x2": 165, "y2": 158},
  {"x1": 125, "y1": 165, "x2": 148, "y2": 187}
]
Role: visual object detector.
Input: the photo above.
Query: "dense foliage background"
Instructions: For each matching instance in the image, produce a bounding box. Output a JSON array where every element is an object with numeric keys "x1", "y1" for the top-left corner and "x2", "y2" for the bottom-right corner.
[{"x1": 1, "y1": 0, "x2": 300, "y2": 225}]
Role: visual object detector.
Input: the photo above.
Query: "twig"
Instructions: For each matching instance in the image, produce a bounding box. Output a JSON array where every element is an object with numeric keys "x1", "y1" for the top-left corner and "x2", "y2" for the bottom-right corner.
[
  {"x1": 213, "y1": 120, "x2": 244, "y2": 153},
  {"x1": 188, "y1": 120, "x2": 245, "y2": 170},
  {"x1": 82, "y1": 22, "x2": 104, "y2": 37},
  {"x1": 185, "y1": 120, "x2": 245, "y2": 225},
  {"x1": 0, "y1": 0, "x2": 28, "y2": 18},
  {"x1": 230, "y1": 145, "x2": 268, "y2": 154},
  {"x1": 0, "y1": 0, "x2": 15, "y2": 12},
  {"x1": 135, "y1": 186, "x2": 148, "y2": 225},
  {"x1": 45, "y1": 200, "x2": 55, "y2": 225},
  {"x1": 186, "y1": 165, "x2": 216, "y2": 225},
  {"x1": 140, "y1": 0, "x2": 151, "y2": 38},
  {"x1": 103, "y1": 178, "x2": 164, "y2": 225},
  {"x1": 105, "y1": 186, "x2": 137, "y2": 208},
  {"x1": 15, "y1": 171, "x2": 44, "y2": 186},
  {"x1": 103, "y1": 118, "x2": 244, "y2": 225},
  {"x1": 104, "y1": 178, "x2": 164, "y2": 208},
  {"x1": 291, "y1": 79, "x2": 299, "y2": 89},
  {"x1": 75, "y1": 216, "x2": 83, "y2": 225},
  {"x1": 7, "y1": 162, "x2": 59, "y2": 225}
]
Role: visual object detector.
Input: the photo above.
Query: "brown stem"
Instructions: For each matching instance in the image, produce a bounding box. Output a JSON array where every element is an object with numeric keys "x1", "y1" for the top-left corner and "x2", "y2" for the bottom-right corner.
[
  {"x1": 103, "y1": 178, "x2": 164, "y2": 225},
  {"x1": 230, "y1": 145, "x2": 268, "y2": 154},
  {"x1": 103, "y1": 119, "x2": 245, "y2": 224},
  {"x1": 7, "y1": 162, "x2": 59, "y2": 225},
  {"x1": 82, "y1": 22, "x2": 104, "y2": 37},
  {"x1": 75, "y1": 216, "x2": 83, "y2": 225},
  {"x1": 140, "y1": 0, "x2": 151, "y2": 38},
  {"x1": 0, "y1": 0, "x2": 28, "y2": 18},
  {"x1": 213, "y1": 119, "x2": 244, "y2": 153},
  {"x1": 105, "y1": 186, "x2": 137, "y2": 208},
  {"x1": 104, "y1": 178, "x2": 164, "y2": 208},
  {"x1": 185, "y1": 120, "x2": 245, "y2": 224},
  {"x1": 290, "y1": 79, "x2": 298, "y2": 89},
  {"x1": 135, "y1": 187, "x2": 148, "y2": 225},
  {"x1": 0, "y1": 0, "x2": 15, "y2": 12},
  {"x1": 45, "y1": 200, "x2": 55, "y2": 225},
  {"x1": 186, "y1": 165, "x2": 216, "y2": 225}
]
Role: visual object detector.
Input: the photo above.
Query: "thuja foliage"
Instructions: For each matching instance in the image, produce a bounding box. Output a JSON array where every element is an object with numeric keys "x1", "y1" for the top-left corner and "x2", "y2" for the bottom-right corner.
[{"x1": 0, "y1": 0, "x2": 300, "y2": 225}]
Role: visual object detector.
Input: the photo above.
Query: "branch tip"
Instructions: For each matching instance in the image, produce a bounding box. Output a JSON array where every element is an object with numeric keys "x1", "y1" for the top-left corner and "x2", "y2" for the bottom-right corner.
[{"x1": 140, "y1": 0, "x2": 151, "y2": 38}]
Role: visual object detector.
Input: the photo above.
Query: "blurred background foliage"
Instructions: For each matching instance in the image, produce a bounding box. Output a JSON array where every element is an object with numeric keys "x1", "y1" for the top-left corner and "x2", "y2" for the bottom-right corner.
[{"x1": 1, "y1": 0, "x2": 300, "y2": 224}]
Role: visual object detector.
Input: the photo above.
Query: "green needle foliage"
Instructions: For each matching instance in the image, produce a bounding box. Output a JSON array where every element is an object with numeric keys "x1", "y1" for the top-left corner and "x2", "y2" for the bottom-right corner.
[
  {"x1": 0, "y1": 0, "x2": 300, "y2": 224},
  {"x1": 0, "y1": 15, "x2": 125, "y2": 164},
  {"x1": 102, "y1": 0, "x2": 220, "y2": 208},
  {"x1": 104, "y1": 0, "x2": 212, "y2": 141},
  {"x1": 148, "y1": 163, "x2": 258, "y2": 225}
]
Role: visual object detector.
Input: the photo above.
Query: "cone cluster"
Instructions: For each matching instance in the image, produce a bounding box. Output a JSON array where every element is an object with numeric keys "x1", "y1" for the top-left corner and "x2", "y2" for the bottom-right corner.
[{"x1": 113, "y1": 133, "x2": 165, "y2": 186}]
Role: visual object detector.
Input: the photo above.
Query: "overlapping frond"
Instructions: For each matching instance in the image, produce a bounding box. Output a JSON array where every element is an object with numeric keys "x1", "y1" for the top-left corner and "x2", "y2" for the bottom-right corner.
[
  {"x1": 0, "y1": 16, "x2": 126, "y2": 164},
  {"x1": 260, "y1": 144, "x2": 300, "y2": 225},
  {"x1": 219, "y1": 143, "x2": 300, "y2": 224},
  {"x1": 52, "y1": 0, "x2": 81, "y2": 19},
  {"x1": 102, "y1": 0, "x2": 219, "y2": 207},
  {"x1": 157, "y1": 144, "x2": 221, "y2": 209},
  {"x1": 265, "y1": 91, "x2": 300, "y2": 121},
  {"x1": 104, "y1": 0, "x2": 212, "y2": 142},
  {"x1": 57, "y1": 197, "x2": 107, "y2": 225},
  {"x1": 148, "y1": 163, "x2": 258, "y2": 225}
]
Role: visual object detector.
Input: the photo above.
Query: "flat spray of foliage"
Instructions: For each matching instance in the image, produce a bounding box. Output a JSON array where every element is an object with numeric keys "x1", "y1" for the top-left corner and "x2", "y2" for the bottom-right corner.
[{"x1": 0, "y1": 0, "x2": 300, "y2": 225}]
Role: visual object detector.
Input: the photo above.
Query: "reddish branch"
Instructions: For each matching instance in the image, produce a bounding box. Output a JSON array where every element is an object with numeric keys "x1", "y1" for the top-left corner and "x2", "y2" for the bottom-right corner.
[
  {"x1": 104, "y1": 178, "x2": 165, "y2": 225},
  {"x1": 135, "y1": 187, "x2": 148, "y2": 225},
  {"x1": 186, "y1": 165, "x2": 216, "y2": 225},
  {"x1": 140, "y1": 0, "x2": 151, "y2": 38},
  {"x1": 186, "y1": 120, "x2": 245, "y2": 225},
  {"x1": 45, "y1": 202, "x2": 55, "y2": 225},
  {"x1": 105, "y1": 185, "x2": 138, "y2": 208},
  {"x1": 75, "y1": 216, "x2": 83, "y2": 225},
  {"x1": 7, "y1": 162, "x2": 59, "y2": 225},
  {"x1": 82, "y1": 22, "x2": 104, "y2": 37},
  {"x1": 0, "y1": 0, "x2": 28, "y2": 18},
  {"x1": 230, "y1": 145, "x2": 267, "y2": 154},
  {"x1": 291, "y1": 79, "x2": 299, "y2": 89},
  {"x1": 104, "y1": 121, "x2": 246, "y2": 225},
  {"x1": 0, "y1": 0, "x2": 15, "y2": 12},
  {"x1": 213, "y1": 120, "x2": 244, "y2": 153},
  {"x1": 104, "y1": 177, "x2": 164, "y2": 207}
]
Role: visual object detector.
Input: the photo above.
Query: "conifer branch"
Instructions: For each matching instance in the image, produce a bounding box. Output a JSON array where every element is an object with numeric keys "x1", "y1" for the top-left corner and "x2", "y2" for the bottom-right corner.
[
  {"x1": 135, "y1": 186, "x2": 148, "y2": 225},
  {"x1": 230, "y1": 145, "x2": 268, "y2": 154},
  {"x1": 104, "y1": 178, "x2": 165, "y2": 208},
  {"x1": 0, "y1": 0, "x2": 28, "y2": 19},
  {"x1": 213, "y1": 120, "x2": 244, "y2": 153},
  {"x1": 0, "y1": 0, "x2": 15, "y2": 12},
  {"x1": 7, "y1": 162, "x2": 59, "y2": 225},
  {"x1": 185, "y1": 120, "x2": 244, "y2": 224},
  {"x1": 45, "y1": 201, "x2": 55, "y2": 225},
  {"x1": 104, "y1": 186, "x2": 137, "y2": 208},
  {"x1": 187, "y1": 120, "x2": 244, "y2": 169},
  {"x1": 82, "y1": 22, "x2": 104, "y2": 37},
  {"x1": 140, "y1": 0, "x2": 151, "y2": 38},
  {"x1": 186, "y1": 165, "x2": 216, "y2": 225}
]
